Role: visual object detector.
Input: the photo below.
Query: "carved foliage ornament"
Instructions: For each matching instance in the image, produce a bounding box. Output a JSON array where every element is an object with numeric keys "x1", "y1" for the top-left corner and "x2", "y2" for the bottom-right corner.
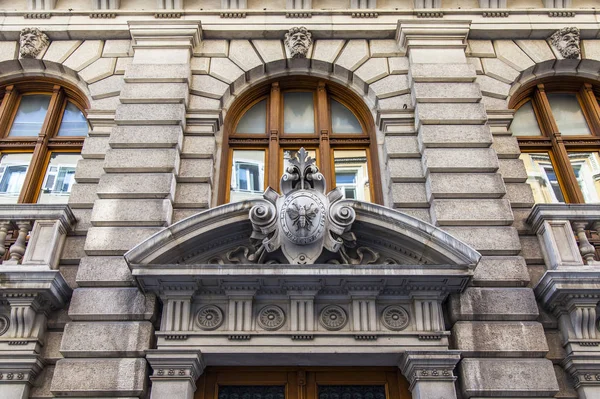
[
  {"x1": 550, "y1": 27, "x2": 580, "y2": 59},
  {"x1": 249, "y1": 148, "x2": 356, "y2": 265},
  {"x1": 285, "y1": 27, "x2": 312, "y2": 59},
  {"x1": 19, "y1": 28, "x2": 49, "y2": 59}
]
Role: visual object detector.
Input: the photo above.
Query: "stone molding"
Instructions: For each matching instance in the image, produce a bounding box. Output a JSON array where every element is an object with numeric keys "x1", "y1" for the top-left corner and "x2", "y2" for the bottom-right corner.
[
  {"x1": 128, "y1": 20, "x2": 202, "y2": 52},
  {"x1": 146, "y1": 349, "x2": 205, "y2": 390},
  {"x1": 398, "y1": 350, "x2": 460, "y2": 391},
  {"x1": 396, "y1": 20, "x2": 471, "y2": 50},
  {"x1": 0, "y1": 354, "x2": 44, "y2": 386}
]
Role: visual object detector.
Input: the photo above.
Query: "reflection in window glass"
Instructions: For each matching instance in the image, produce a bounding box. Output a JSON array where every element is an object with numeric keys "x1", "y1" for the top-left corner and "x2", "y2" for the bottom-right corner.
[
  {"x1": 37, "y1": 153, "x2": 80, "y2": 204},
  {"x1": 331, "y1": 99, "x2": 362, "y2": 134},
  {"x1": 284, "y1": 92, "x2": 314, "y2": 134},
  {"x1": 547, "y1": 93, "x2": 591, "y2": 136},
  {"x1": 230, "y1": 150, "x2": 265, "y2": 202},
  {"x1": 235, "y1": 99, "x2": 267, "y2": 134},
  {"x1": 334, "y1": 149, "x2": 370, "y2": 202},
  {"x1": 568, "y1": 152, "x2": 600, "y2": 204},
  {"x1": 8, "y1": 95, "x2": 51, "y2": 137},
  {"x1": 520, "y1": 153, "x2": 565, "y2": 204},
  {"x1": 511, "y1": 101, "x2": 542, "y2": 136},
  {"x1": 57, "y1": 102, "x2": 88, "y2": 137},
  {"x1": 0, "y1": 153, "x2": 32, "y2": 203}
]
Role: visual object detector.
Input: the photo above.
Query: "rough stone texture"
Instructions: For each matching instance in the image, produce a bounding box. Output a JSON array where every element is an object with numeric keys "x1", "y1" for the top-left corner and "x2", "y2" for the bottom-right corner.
[
  {"x1": 335, "y1": 40, "x2": 369, "y2": 77},
  {"x1": 452, "y1": 321, "x2": 548, "y2": 357},
  {"x1": 51, "y1": 358, "x2": 147, "y2": 397},
  {"x1": 81, "y1": 136, "x2": 110, "y2": 159},
  {"x1": 410, "y1": 63, "x2": 476, "y2": 82},
  {"x1": 515, "y1": 40, "x2": 555, "y2": 64},
  {"x1": 444, "y1": 226, "x2": 521, "y2": 255},
  {"x1": 120, "y1": 82, "x2": 189, "y2": 104},
  {"x1": 42, "y1": 331, "x2": 63, "y2": 364},
  {"x1": 253, "y1": 40, "x2": 286, "y2": 71},
  {"x1": 419, "y1": 125, "x2": 492, "y2": 148},
  {"x1": 63, "y1": 40, "x2": 103, "y2": 71},
  {"x1": 104, "y1": 149, "x2": 178, "y2": 173},
  {"x1": 61, "y1": 322, "x2": 153, "y2": 357},
  {"x1": 191, "y1": 75, "x2": 230, "y2": 99},
  {"x1": 195, "y1": 40, "x2": 229, "y2": 57},
  {"x1": 481, "y1": 57, "x2": 520, "y2": 84},
  {"x1": 491, "y1": 135, "x2": 520, "y2": 158},
  {"x1": 103, "y1": 40, "x2": 131, "y2": 57},
  {"x1": 467, "y1": 56, "x2": 483, "y2": 75},
  {"x1": 89, "y1": 75, "x2": 125, "y2": 100},
  {"x1": 31, "y1": 365, "x2": 54, "y2": 399},
  {"x1": 426, "y1": 173, "x2": 506, "y2": 199},
  {"x1": 109, "y1": 125, "x2": 182, "y2": 148},
  {"x1": 79, "y1": 57, "x2": 116, "y2": 84},
  {"x1": 377, "y1": 94, "x2": 412, "y2": 111},
  {"x1": 189, "y1": 95, "x2": 221, "y2": 111},
  {"x1": 124, "y1": 63, "x2": 191, "y2": 83},
  {"x1": 97, "y1": 173, "x2": 175, "y2": 199},
  {"x1": 191, "y1": 57, "x2": 210, "y2": 74},
  {"x1": 498, "y1": 158, "x2": 528, "y2": 182},
  {"x1": 43, "y1": 40, "x2": 81, "y2": 63},
  {"x1": 449, "y1": 287, "x2": 539, "y2": 322},
  {"x1": 69, "y1": 288, "x2": 156, "y2": 321},
  {"x1": 354, "y1": 58, "x2": 389, "y2": 88},
  {"x1": 68, "y1": 183, "x2": 98, "y2": 209},
  {"x1": 175, "y1": 183, "x2": 211, "y2": 208},
  {"x1": 417, "y1": 103, "x2": 487, "y2": 125},
  {"x1": 476, "y1": 75, "x2": 510, "y2": 99},
  {"x1": 392, "y1": 183, "x2": 428, "y2": 207},
  {"x1": 520, "y1": 235, "x2": 545, "y2": 264},
  {"x1": 423, "y1": 148, "x2": 499, "y2": 173},
  {"x1": 388, "y1": 158, "x2": 424, "y2": 182},
  {"x1": 312, "y1": 40, "x2": 345, "y2": 72},
  {"x1": 413, "y1": 82, "x2": 481, "y2": 103},
  {"x1": 472, "y1": 256, "x2": 530, "y2": 287},
  {"x1": 179, "y1": 158, "x2": 213, "y2": 182},
  {"x1": 115, "y1": 103, "x2": 185, "y2": 125},
  {"x1": 209, "y1": 57, "x2": 245, "y2": 86},
  {"x1": 505, "y1": 183, "x2": 535, "y2": 208},
  {"x1": 370, "y1": 40, "x2": 402, "y2": 57},
  {"x1": 431, "y1": 199, "x2": 513, "y2": 226},
  {"x1": 74, "y1": 159, "x2": 104, "y2": 183},
  {"x1": 76, "y1": 256, "x2": 134, "y2": 287},
  {"x1": 115, "y1": 57, "x2": 133, "y2": 74},
  {"x1": 468, "y1": 40, "x2": 495, "y2": 58},
  {"x1": 368, "y1": 74, "x2": 410, "y2": 100},
  {"x1": 494, "y1": 40, "x2": 535, "y2": 72},
  {"x1": 182, "y1": 136, "x2": 215, "y2": 156},
  {"x1": 84, "y1": 227, "x2": 162, "y2": 256},
  {"x1": 388, "y1": 57, "x2": 409, "y2": 74},
  {"x1": 72, "y1": 208, "x2": 92, "y2": 234},
  {"x1": 385, "y1": 136, "x2": 419, "y2": 157},
  {"x1": 0, "y1": 41, "x2": 17, "y2": 62},
  {"x1": 459, "y1": 358, "x2": 559, "y2": 398},
  {"x1": 91, "y1": 199, "x2": 173, "y2": 227},
  {"x1": 229, "y1": 40, "x2": 263, "y2": 73}
]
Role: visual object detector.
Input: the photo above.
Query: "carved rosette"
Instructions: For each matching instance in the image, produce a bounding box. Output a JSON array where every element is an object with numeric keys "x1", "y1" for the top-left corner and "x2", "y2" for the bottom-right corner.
[
  {"x1": 381, "y1": 306, "x2": 410, "y2": 331},
  {"x1": 196, "y1": 305, "x2": 224, "y2": 330},
  {"x1": 0, "y1": 315, "x2": 9, "y2": 336},
  {"x1": 257, "y1": 305, "x2": 286, "y2": 331},
  {"x1": 319, "y1": 305, "x2": 348, "y2": 331}
]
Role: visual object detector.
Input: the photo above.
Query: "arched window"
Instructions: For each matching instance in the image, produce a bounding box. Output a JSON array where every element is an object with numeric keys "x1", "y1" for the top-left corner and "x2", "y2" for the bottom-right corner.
[
  {"x1": 0, "y1": 81, "x2": 88, "y2": 204},
  {"x1": 510, "y1": 81, "x2": 600, "y2": 204},
  {"x1": 220, "y1": 78, "x2": 382, "y2": 204}
]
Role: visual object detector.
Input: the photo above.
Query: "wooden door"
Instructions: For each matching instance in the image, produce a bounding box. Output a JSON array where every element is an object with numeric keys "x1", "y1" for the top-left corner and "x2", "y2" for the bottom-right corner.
[{"x1": 195, "y1": 368, "x2": 410, "y2": 399}]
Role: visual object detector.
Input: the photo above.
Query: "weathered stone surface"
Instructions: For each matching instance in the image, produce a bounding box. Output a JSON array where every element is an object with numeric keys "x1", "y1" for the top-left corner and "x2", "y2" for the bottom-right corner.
[
  {"x1": 431, "y1": 199, "x2": 513, "y2": 226},
  {"x1": 51, "y1": 358, "x2": 147, "y2": 396},
  {"x1": 423, "y1": 148, "x2": 499, "y2": 173},
  {"x1": 0, "y1": 41, "x2": 17, "y2": 62},
  {"x1": 388, "y1": 57, "x2": 409, "y2": 74},
  {"x1": 410, "y1": 63, "x2": 476, "y2": 82},
  {"x1": 69, "y1": 288, "x2": 156, "y2": 321},
  {"x1": 63, "y1": 40, "x2": 103, "y2": 71},
  {"x1": 72, "y1": 208, "x2": 92, "y2": 234},
  {"x1": 491, "y1": 135, "x2": 520, "y2": 158},
  {"x1": 449, "y1": 287, "x2": 539, "y2": 322},
  {"x1": 115, "y1": 103, "x2": 185, "y2": 125},
  {"x1": 79, "y1": 57, "x2": 116, "y2": 84},
  {"x1": 42, "y1": 331, "x2": 63, "y2": 364},
  {"x1": 68, "y1": 183, "x2": 98, "y2": 209},
  {"x1": 444, "y1": 226, "x2": 521, "y2": 255},
  {"x1": 476, "y1": 75, "x2": 510, "y2": 99},
  {"x1": 61, "y1": 322, "x2": 153, "y2": 357},
  {"x1": 81, "y1": 136, "x2": 110, "y2": 159},
  {"x1": 120, "y1": 82, "x2": 188, "y2": 104},
  {"x1": 109, "y1": 125, "x2": 182, "y2": 148},
  {"x1": 494, "y1": 40, "x2": 535, "y2": 72},
  {"x1": 191, "y1": 57, "x2": 210, "y2": 74},
  {"x1": 388, "y1": 158, "x2": 424, "y2": 182},
  {"x1": 74, "y1": 159, "x2": 104, "y2": 183},
  {"x1": 459, "y1": 358, "x2": 558, "y2": 398},
  {"x1": 195, "y1": 40, "x2": 229, "y2": 57},
  {"x1": 104, "y1": 148, "x2": 178, "y2": 173},
  {"x1": 335, "y1": 40, "x2": 369, "y2": 77},
  {"x1": 124, "y1": 64, "x2": 190, "y2": 83},
  {"x1": 468, "y1": 40, "x2": 495, "y2": 58},
  {"x1": 312, "y1": 40, "x2": 345, "y2": 72},
  {"x1": 392, "y1": 183, "x2": 428, "y2": 207},
  {"x1": 452, "y1": 321, "x2": 548, "y2": 357},
  {"x1": 253, "y1": 40, "x2": 286, "y2": 72},
  {"x1": 481, "y1": 57, "x2": 520, "y2": 84},
  {"x1": 102, "y1": 40, "x2": 131, "y2": 57},
  {"x1": 419, "y1": 125, "x2": 492, "y2": 148},
  {"x1": 89, "y1": 75, "x2": 125, "y2": 100},
  {"x1": 498, "y1": 158, "x2": 528, "y2": 183},
  {"x1": 481, "y1": 95, "x2": 509, "y2": 110},
  {"x1": 97, "y1": 173, "x2": 174, "y2": 199},
  {"x1": 413, "y1": 82, "x2": 481, "y2": 103},
  {"x1": 354, "y1": 58, "x2": 389, "y2": 89},
  {"x1": 91, "y1": 199, "x2": 173, "y2": 227},
  {"x1": 229, "y1": 40, "x2": 263, "y2": 73},
  {"x1": 378, "y1": 94, "x2": 412, "y2": 111},
  {"x1": 417, "y1": 103, "x2": 487, "y2": 125},
  {"x1": 467, "y1": 56, "x2": 483, "y2": 75},
  {"x1": 515, "y1": 39, "x2": 555, "y2": 64},
  {"x1": 191, "y1": 75, "x2": 230, "y2": 99},
  {"x1": 209, "y1": 57, "x2": 245, "y2": 86},
  {"x1": 182, "y1": 136, "x2": 215, "y2": 156},
  {"x1": 60, "y1": 236, "x2": 86, "y2": 264},
  {"x1": 89, "y1": 96, "x2": 121, "y2": 111},
  {"x1": 505, "y1": 182, "x2": 535, "y2": 208},
  {"x1": 175, "y1": 183, "x2": 211, "y2": 208},
  {"x1": 179, "y1": 159, "x2": 213, "y2": 183},
  {"x1": 115, "y1": 57, "x2": 133, "y2": 74},
  {"x1": 385, "y1": 135, "x2": 419, "y2": 157},
  {"x1": 472, "y1": 256, "x2": 530, "y2": 287},
  {"x1": 370, "y1": 40, "x2": 402, "y2": 57},
  {"x1": 43, "y1": 40, "x2": 81, "y2": 63},
  {"x1": 368, "y1": 74, "x2": 410, "y2": 100},
  {"x1": 76, "y1": 256, "x2": 134, "y2": 287},
  {"x1": 189, "y1": 95, "x2": 221, "y2": 111},
  {"x1": 520, "y1": 235, "x2": 544, "y2": 264},
  {"x1": 427, "y1": 173, "x2": 505, "y2": 199},
  {"x1": 84, "y1": 227, "x2": 161, "y2": 256}
]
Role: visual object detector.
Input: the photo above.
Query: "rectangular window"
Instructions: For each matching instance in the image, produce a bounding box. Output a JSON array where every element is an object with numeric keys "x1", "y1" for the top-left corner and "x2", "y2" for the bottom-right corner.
[
  {"x1": 520, "y1": 153, "x2": 565, "y2": 204},
  {"x1": 334, "y1": 149, "x2": 370, "y2": 202},
  {"x1": 0, "y1": 153, "x2": 33, "y2": 204},
  {"x1": 230, "y1": 150, "x2": 265, "y2": 202},
  {"x1": 37, "y1": 153, "x2": 81, "y2": 204},
  {"x1": 568, "y1": 152, "x2": 600, "y2": 204}
]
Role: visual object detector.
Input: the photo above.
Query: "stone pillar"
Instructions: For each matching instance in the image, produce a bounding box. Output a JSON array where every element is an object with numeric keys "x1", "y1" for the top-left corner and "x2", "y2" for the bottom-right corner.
[
  {"x1": 399, "y1": 350, "x2": 460, "y2": 399},
  {"x1": 147, "y1": 349, "x2": 205, "y2": 399}
]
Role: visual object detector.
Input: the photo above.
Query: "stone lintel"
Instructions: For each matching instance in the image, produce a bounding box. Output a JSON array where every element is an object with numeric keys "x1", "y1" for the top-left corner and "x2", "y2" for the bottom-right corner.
[
  {"x1": 398, "y1": 350, "x2": 461, "y2": 392},
  {"x1": 146, "y1": 348, "x2": 205, "y2": 390}
]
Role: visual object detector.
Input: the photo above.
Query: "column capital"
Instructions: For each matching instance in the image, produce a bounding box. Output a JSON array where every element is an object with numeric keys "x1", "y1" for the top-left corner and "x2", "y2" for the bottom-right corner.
[
  {"x1": 398, "y1": 350, "x2": 461, "y2": 392},
  {"x1": 563, "y1": 352, "x2": 600, "y2": 390},
  {"x1": 396, "y1": 20, "x2": 471, "y2": 51},
  {"x1": 128, "y1": 20, "x2": 202, "y2": 51},
  {"x1": 146, "y1": 349, "x2": 205, "y2": 390},
  {"x1": 0, "y1": 353, "x2": 44, "y2": 386}
]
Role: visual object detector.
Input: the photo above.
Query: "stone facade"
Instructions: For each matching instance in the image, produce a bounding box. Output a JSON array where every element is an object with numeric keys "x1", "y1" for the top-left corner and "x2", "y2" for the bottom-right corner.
[{"x1": 0, "y1": 1, "x2": 598, "y2": 399}]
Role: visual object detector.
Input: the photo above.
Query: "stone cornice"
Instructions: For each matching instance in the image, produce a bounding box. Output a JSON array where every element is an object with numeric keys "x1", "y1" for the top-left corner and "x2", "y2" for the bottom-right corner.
[
  {"x1": 527, "y1": 203, "x2": 600, "y2": 234},
  {"x1": 535, "y1": 269, "x2": 600, "y2": 313},
  {"x1": 0, "y1": 204, "x2": 76, "y2": 234},
  {"x1": 0, "y1": 267, "x2": 72, "y2": 309}
]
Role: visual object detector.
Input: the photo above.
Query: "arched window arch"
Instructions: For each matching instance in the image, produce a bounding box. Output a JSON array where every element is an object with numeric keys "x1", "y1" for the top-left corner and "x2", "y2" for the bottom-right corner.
[
  {"x1": 510, "y1": 79, "x2": 600, "y2": 204},
  {"x1": 219, "y1": 78, "x2": 382, "y2": 204},
  {"x1": 0, "y1": 79, "x2": 89, "y2": 204}
]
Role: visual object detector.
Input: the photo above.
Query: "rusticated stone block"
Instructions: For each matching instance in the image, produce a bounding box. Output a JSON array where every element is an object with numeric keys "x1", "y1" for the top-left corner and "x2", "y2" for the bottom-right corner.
[
  {"x1": 68, "y1": 183, "x2": 98, "y2": 209},
  {"x1": 467, "y1": 40, "x2": 495, "y2": 58},
  {"x1": 179, "y1": 159, "x2": 213, "y2": 183},
  {"x1": 175, "y1": 183, "x2": 211, "y2": 208},
  {"x1": 97, "y1": 173, "x2": 175, "y2": 199},
  {"x1": 444, "y1": 226, "x2": 521, "y2": 255},
  {"x1": 388, "y1": 159, "x2": 424, "y2": 182},
  {"x1": 472, "y1": 256, "x2": 529, "y2": 287},
  {"x1": 109, "y1": 125, "x2": 182, "y2": 149},
  {"x1": 42, "y1": 332, "x2": 63, "y2": 364},
  {"x1": 385, "y1": 136, "x2": 419, "y2": 157},
  {"x1": 417, "y1": 103, "x2": 487, "y2": 125},
  {"x1": 104, "y1": 148, "x2": 179, "y2": 173},
  {"x1": 90, "y1": 199, "x2": 173, "y2": 227},
  {"x1": 74, "y1": 159, "x2": 104, "y2": 183},
  {"x1": 120, "y1": 82, "x2": 189, "y2": 104},
  {"x1": 84, "y1": 227, "x2": 161, "y2": 256},
  {"x1": 61, "y1": 322, "x2": 153, "y2": 357},
  {"x1": 115, "y1": 103, "x2": 185, "y2": 125},
  {"x1": 459, "y1": 358, "x2": 558, "y2": 398},
  {"x1": 392, "y1": 183, "x2": 428, "y2": 207},
  {"x1": 419, "y1": 125, "x2": 492, "y2": 148},
  {"x1": 498, "y1": 158, "x2": 528, "y2": 183},
  {"x1": 505, "y1": 182, "x2": 535, "y2": 208},
  {"x1": 423, "y1": 148, "x2": 499, "y2": 173},
  {"x1": 76, "y1": 256, "x2": 134, "y2": 287},
  {"x1": 449, "y1": 287, "x2": 539, "y2": 322},
  {"x1": 413, "y1": 82, "x2": 482, "y2": 103},
  {"x1": 182, "y1": 136, "x2": 215, "y2": 157},
  {"x1": 431, "y1": 199, "x2": 513, "y2": 226},
  {"x1": 410, "y1": 63, "x2": 476, "y2": 82},
  {"x1": 452, "y1": 321, "x2": 548, "y2": 357},
  {"x1": 124, "y1": 63, "x2": 190, "y2": 83},
  {"x1": 491, "y1": 135, "x2": 521, "y2": 158},
  {"x1": 69, "y1": 288, "x2": 156, "y2": 321},
  {"x1": 427, "y1": 173, "x2": 506, "y2": 199},
  {"x1": 51, "y1": 358, "x2": 147, "y2": 396}
]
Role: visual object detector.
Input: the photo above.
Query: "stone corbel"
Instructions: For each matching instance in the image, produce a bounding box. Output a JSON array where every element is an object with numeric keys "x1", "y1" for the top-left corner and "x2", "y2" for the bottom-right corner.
[
  {"x1": 399, "y1": 350, "x2": 461, "y2": 399},
  {"x1": 147, "y1": 349, "x2": 205, "y2": 399}
]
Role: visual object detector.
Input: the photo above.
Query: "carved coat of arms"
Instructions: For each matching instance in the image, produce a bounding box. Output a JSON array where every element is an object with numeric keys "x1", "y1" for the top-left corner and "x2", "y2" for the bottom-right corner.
[{"x1": 249, "y1": 148, "x2": 356, "y2": 264}]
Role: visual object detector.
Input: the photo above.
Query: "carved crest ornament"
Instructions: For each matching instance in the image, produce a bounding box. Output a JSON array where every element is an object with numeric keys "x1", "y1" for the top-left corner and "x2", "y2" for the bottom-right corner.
[{"x1": 249, "y1": 148, "x2": 356, "y2": 265}]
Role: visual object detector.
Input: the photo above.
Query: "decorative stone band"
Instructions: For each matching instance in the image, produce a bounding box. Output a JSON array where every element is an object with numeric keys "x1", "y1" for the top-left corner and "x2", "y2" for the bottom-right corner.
[
  {"x1": 563, "y1": 352, "x2": 600, "y2": 389},
  {"x1": 0, "y1": 354, "x2": 44, "y2": 386},
  {"x1": 146, "y1": 349, "x2": 205, "y2": 390},
  {"x1": 398, "y1": 350, "x2": 461, "y2": 392}
]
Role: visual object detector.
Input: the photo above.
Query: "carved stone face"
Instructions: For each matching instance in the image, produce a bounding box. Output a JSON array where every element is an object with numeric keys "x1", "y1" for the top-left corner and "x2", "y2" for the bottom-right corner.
[
  {"x1": 19, "y1": 28, "x2": 49, "y2": 59},
  {"x1": 285, "y1": 27, "x2": 312, "y2": 59},
  {"x1": 551, "y1": 27, "x2": 580, "y2": 59}
]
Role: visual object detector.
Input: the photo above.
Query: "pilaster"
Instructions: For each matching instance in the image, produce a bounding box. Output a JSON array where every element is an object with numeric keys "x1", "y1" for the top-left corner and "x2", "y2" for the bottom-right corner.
[
  {"x1": 147, "y1": 349, "x2": 205, "y2": 399},
  {"x1": 398, "y1": 350, "x2": 460, "y2": 399}
]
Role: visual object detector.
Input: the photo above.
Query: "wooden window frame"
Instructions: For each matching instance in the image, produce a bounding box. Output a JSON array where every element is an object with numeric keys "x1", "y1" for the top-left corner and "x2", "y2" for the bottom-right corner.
[
  {"x1": 0, "y1": 79, "x2": 89, "y2": 203},
  {"x1": 196, "y1": 367, "x2": 410, "y2": 399},
  {"x1": 219, "y1": 78, "x2": 383, "y2": 204},
  {"x1": 510, "y1": 79, "x2": 600, "y2": 203}
]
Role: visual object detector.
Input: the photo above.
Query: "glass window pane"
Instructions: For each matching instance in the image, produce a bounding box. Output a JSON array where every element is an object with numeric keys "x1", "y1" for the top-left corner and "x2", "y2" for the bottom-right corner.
[
  {"x1": 547, "y1": 93, "x2": 592, "y2": 136},
  {"x1": 230, "y1": 150, "x2": 265, "y2": 202},
  {"x1": 0, "y1": 153, "x2": 32, "y2": 203},
  {"x1": 8, "y1": 95, "x2": 51, "y2": 137},
  {"x1": 57, "y1": 101, "x2": 88, "y2": 137},
  {"x1": 511, "y1": 101, "x2": 542, "y2": 137},
  {"x1": 235, "y1": 99, "x2": 267, "y2": 134},
  {"x1": 331, "y1": 99, "x2": 362, "y2": 134},
  {"x1": 334, "y1": 149, "x2": 370, "y2": 202},
  {"x1": 568, "y1": 152, "x2": 600, "y2": 204},
  {"x1": 37, "y1": 153, "x2": 81, "y2": 204},
  {"x1": 284, "y1": 92, "x2": 314, "y2": 134},
  {"x1": 520, "y1": 153, "x2": 565, "y2": 204}
]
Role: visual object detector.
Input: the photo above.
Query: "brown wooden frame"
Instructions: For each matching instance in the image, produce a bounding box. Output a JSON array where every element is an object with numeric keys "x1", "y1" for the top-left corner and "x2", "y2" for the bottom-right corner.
[
  {"x1": 509, "y1": 79, "x2": 600, "y2": 203},
  {"x1": 195, "y1": 367, "x2": 411, "y2": 399},
  {"x1": 219, "y1": 77, "x2": 383, "y2": 204},
  {"x1": 0, "y1": 79, "x2": 89, "y2": 203}
]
